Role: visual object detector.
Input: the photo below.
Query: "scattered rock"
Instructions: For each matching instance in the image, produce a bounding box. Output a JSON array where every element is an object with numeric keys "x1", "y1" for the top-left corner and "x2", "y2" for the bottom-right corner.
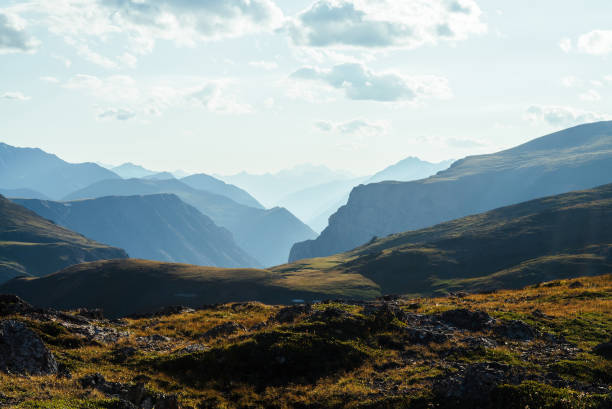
[
  {"x1": 404, "y1": 327, "x2": 451, "y2": 344},
  {"x1": 79, "y1": 373, "x2": 180, "y2": 409},
  {"x1": 76, "y1": 308, "x2": 104, "y2": 320},
  {"x1": 439, "y1": 309, "x2": 496, "y2": 331},
  {"x1": 175, "y1": 344, "x2": 209, "y2": 355},
  {"x1": 63, "y1": 321, "x2": 129, "y2": 344},
  {"x1": 433, "y1": 362, "x2": 523, "y2": 404},
  {"x1": 593, "y1": 339, "x2": 612, "y2": 359},
  {"x1": 249, "y1": 322, "x2": 267, "y2": 331},
  {"x1": 568, "y1": 281, "x2": 584, "y2": 289},
  {"x1": 112, "y1": 346, "x2": 138, "y2": 363},
  {"x1": 494, "y1": 320, "x2": 537, "y2": 341},
  {"x1": 200, "y1": 322, "x2": 245, "y2": 340},
  {"x1": 0, "y1": 320, "x2": 58, "y2": 375},
  {"x1": 274, "y1": 304, "x2": 312, "y2": 323},
  {"x1": 129, "y1": 305, "x2": 195, "y2": 319}
]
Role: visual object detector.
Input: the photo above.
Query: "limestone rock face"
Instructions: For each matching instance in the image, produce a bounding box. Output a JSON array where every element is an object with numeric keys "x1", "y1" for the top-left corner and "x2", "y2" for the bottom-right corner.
[{"x1": 0, "y1": 320, "x2": 58, "y2": 375}]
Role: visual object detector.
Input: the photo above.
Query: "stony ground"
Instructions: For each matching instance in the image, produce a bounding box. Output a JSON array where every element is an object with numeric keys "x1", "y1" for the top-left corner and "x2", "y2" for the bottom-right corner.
[{"x1": 0, "y1": 274, "x2": 611, "y2": 409}]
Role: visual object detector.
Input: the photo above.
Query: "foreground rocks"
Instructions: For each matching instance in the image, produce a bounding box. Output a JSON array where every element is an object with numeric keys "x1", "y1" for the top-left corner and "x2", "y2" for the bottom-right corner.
[
  {"x1": 80, "y1": 373, "x2": 181, "y2": 409},
  {"x1": 0, "y1": 320, "x2": 58, "y2": 375}
]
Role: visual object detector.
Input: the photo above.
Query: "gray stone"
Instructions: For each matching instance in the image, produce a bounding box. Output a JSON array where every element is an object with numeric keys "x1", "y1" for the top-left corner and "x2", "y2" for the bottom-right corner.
[{"x1": 0, "y1": 320, "x2": 58, "y2": 375}]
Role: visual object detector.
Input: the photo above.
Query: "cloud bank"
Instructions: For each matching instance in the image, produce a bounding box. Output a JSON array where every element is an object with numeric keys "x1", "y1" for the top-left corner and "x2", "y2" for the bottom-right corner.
[
  {"x1": 526, "y1": 105, "x2": 609, "y2": 126},
  {"x1": 291, "y1": 63, "x2": 451, "y2": 102},
  {"x1": 288, "y1": 0, "x2": 486, "y2": 49}
]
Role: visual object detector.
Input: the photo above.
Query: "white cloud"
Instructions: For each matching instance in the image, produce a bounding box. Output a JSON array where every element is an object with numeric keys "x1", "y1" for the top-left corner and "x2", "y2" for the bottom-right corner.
[
  {"x1": 64, "y1": 74, "x2": 252, "y2": 117},
  {"x1": 580, "y1": 89, "x2": 602, "y2": 102},
  {"x1": 0, "y1": 12, "x2": 39, "y2": 54},
  {"x1": 577, "y1": 30, "x2": 612, "y2": 56},
  {"x1": 9, "y1": 0, "x2": 284, "y2": 67},
  {"x1": 249, "y1": 61, "x2": 278, "y2": 70},
  {"x1": 561, "y1": 76, "x2": 580, "y2": 88},
  {"x1": 525, "y1": 105, "x2": 609, "y2": 126},
  {"x1": 290, "y1": 63, "x2": 452, "y2": 102},
  {"x1": 605, "y1": 75, "x2": 612, "y2": 84},
  {"x1": 1, "y1": 91, "x2": 30, "y2": 100},
  {"x1": 40, "y1": 76, "x2": 60, "y2": 83},
  {"x1": 97, "y1": 107, "x2": 136, "y2": 121},
  {"x1": 288, "y1": 0, "x2": 486, "y2": 49},
  {"x1": 559, "y1": 37, "x2": 572, "y2": 53},
  {"x1": 189, "y1": 82, "x2": 253, "y2": 114},
  {"x1": 315, "y1": 118, "x2": 390, "y2": 136}
]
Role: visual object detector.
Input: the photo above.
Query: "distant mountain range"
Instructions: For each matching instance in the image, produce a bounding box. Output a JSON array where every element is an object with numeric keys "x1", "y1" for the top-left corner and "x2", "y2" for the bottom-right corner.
[
  {"x1": 181, "y1": 174, "x2": 263, "y2": 209},
  {"x1": 368, "y1": 157, "x2": 454, "y2": 183},
  {"x1": 5, "y1": 182, "x2": 612, "y2": 315},
  {"x1": 0, "y1": 143, "x2": 120, "y2": 199},
  {"x1": 111, "y1": 162, "x2": 157, "y2": 179},
  {"x1": 219, "y1": 164, "x2": 356, "y2": 208},
  {"x1": 14, "y1": 194, "x2": 258, "y2": 269},
  {"x1": 280, "y1": 157, "x2": 454, "y2": 232},
  {"x1": 290, "y1": 121, "x2": 612, "y2": 261},
  {"x1": 0, "y1": 195, "x2": 127, "y2": 283},
  {"x1": 63, "y1": 178, "x2": 316, "y2": 266}
]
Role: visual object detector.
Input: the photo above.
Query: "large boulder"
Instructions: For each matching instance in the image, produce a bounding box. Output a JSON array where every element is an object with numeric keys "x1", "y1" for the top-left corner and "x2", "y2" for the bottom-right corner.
[{"x1": 0, "y1": 320, "x2": 58, "y2": 375}]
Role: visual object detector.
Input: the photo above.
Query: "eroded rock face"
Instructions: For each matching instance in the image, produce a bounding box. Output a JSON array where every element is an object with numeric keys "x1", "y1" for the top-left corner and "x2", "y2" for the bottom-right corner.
[{"x1": 0, "y1": 320, "x2": 58, "y2": 375}]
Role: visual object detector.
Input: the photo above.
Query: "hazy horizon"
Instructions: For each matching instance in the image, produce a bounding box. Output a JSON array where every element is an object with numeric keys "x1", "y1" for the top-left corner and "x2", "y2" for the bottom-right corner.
[{"x1": 2, "y1": 0, "x2": 612, "y2": 175}]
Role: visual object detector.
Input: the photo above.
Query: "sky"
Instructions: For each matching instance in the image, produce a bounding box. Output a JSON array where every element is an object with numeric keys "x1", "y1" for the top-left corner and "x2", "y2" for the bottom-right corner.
[{"x1": 1, "y1": 0, "x2": 611, "y2": 175}]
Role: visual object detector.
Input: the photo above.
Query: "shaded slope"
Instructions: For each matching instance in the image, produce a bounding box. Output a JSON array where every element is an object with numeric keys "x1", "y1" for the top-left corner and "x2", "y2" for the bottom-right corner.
[
  {"x1": 14, "y1": 194, "x2": 258, "y2": 268},
  {"x1": 0, "y1": 195, "x2": 127, "y2": 283},
  {"x1": 64, "y1": 178, "x2": 317, "y2": 266},
  {"x1": 279, "y1": 183, "x2": 612, "y2": 296},
  {"x1": 0, "y1": 143, "x2": 120, "y2": 199},
  {"x1": 0, "y1": 259, "x2": 378, "y2": 317},
  {"x1": 181, "y1": 173, "x2": 264, "y2": 209},
  {"x1": 291, "y1": 121, "x2": 612, "y2": 261}
]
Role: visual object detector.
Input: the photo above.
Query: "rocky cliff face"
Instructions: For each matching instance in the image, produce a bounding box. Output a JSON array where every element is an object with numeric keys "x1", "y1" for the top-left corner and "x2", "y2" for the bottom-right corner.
[{"x1": 290, "y1": 121, "x2": 612, "y2": 261}]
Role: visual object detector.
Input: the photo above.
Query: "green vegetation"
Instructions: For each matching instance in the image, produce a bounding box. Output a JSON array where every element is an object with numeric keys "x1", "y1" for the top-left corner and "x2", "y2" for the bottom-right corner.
[{"x1": 1, "y1": 274, "x2": 610, "y2": 408}]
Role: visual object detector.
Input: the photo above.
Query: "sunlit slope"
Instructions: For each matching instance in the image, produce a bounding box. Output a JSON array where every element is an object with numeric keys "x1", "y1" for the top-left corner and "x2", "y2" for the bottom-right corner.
[
  {"x1": 0, "y1": 259, "x2": 379, "y2": 317},
  {"x1": 278, "y1": 183, "x2": 612, "y2": 296}
]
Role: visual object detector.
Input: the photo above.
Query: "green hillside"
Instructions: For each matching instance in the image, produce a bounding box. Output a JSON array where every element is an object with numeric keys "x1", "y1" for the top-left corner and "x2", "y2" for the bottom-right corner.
[
  {"x1": 0, "y1": 195, "x2": 128, "y2": 283},
  {"x1": 277, "y1": 183, "x2": 612, "y2": 296}
]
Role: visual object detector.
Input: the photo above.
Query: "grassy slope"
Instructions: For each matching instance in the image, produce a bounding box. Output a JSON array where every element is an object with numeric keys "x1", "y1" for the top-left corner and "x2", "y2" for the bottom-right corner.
[
  {"x1": 276, "y1": 183, "x2": 612, "y2": 297},
  {"x1": 0, "y1": 259, "x2": 379, "y2": 317},
  {"x1": 1, "y1": 274, "x2": 610, "y2": 408},
  {"x1": 0, "y1": 196, "x2": 128, "y2": 282}
]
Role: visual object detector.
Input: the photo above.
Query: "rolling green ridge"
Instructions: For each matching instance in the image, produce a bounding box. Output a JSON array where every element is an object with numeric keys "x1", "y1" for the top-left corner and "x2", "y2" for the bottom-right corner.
[
  {"x1": 277, "y1": 183, "x2": 612, "y2": 296},
  {"x1": 0, "y1": 195, "x2": 128, "y2": 283},
  {"x1": 0, "y1": 259, "x2": 377, "y2": 317}
]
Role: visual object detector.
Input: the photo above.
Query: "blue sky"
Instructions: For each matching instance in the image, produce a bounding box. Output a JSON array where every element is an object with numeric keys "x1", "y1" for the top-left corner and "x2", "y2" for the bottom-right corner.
[{"x1": 1, "y1": 0, "x2": 611, "y2": 175}]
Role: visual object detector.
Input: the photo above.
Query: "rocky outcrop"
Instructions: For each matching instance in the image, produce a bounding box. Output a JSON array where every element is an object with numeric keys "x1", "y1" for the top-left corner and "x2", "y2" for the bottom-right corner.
[
  {"x1": 79, "y1": 373, "x2": 180, "y2": 409},
  {"x1": 0, "y1": 320, "x2": 58, "y2": 375}
]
